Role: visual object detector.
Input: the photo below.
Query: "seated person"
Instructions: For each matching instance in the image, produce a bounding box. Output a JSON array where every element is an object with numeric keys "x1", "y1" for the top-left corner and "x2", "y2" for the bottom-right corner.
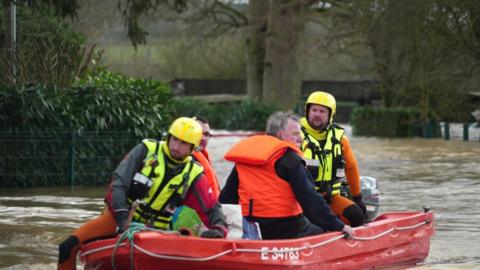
[
  {"x1": 58, "y1": 117, "x2": 227, "y2": 270},
  {"x1": 219, "y1": 111, "x2": 353, "y2": 240}
]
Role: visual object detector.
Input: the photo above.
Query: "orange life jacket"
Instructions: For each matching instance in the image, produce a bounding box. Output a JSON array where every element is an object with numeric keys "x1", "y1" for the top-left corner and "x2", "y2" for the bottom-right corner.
[
  {"x1": 192, "y1": 149, "x2": 220, "y2": 198},
  {"x1": 224, "y1": 135, "x2": 303, "y2": 218}
]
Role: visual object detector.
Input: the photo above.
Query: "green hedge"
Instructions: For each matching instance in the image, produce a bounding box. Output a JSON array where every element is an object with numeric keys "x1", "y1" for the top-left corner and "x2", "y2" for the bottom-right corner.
[
  {"x1": 351, "y1": 106, "x2": 425, "y2": 137},
  {"x1": 173, "y1": 98, "x2": 279, "y2": 131},
  {"x1": 0, "y1": 69, "x2": 175, "y2": 136},
  {"x1": 0, "y1": 69, "x2": 174, "y2": 187},
  {"x1": 0, "y1": 71, "x2": 281, "y2": 187}
]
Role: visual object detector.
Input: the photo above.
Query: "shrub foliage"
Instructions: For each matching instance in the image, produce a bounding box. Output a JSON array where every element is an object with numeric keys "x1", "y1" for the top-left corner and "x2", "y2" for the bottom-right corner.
[
  {"x1": 0, "y1": 69, "x2": 174, "y2": 187},
  {"x1": 351, "y1": 106, "x2": 429, "y2": 138}
]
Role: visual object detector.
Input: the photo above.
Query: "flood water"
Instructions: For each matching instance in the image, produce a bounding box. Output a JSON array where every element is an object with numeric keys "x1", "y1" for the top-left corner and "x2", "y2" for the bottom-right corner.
[{"x1": 1, "y1": 128, "x2": 479, "y2": 269}]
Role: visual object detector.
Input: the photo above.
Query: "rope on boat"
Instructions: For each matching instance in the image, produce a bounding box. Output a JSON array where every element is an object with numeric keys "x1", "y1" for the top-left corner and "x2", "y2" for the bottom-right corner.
[
  {"x1": 110, "y1": 222, "x2": 181, "y2": 270},
  {"x1": 111, "y1": 222, "x2": 144, "y2": 270},
  {"x1": 83, "y1": 219, "x2": 431, "y2": 266}
]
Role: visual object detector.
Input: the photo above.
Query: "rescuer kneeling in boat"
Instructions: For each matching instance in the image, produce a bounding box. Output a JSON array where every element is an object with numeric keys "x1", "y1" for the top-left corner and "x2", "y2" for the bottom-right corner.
[
  {"x1": 57, "y1": 117, "x2": 228, "y2": 270},
  {"x1": 219, "y1": 111, "x2": 353, "y2": 239},
  {"x1": 301, "y1": 91, "x2": 367, "y2": 227}
]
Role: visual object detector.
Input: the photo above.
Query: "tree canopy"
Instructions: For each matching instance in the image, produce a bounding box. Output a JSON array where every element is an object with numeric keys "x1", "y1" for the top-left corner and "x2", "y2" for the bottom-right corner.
[
  {"x1": 1, "y1": 1, "x2": 95, "y2": 87},
  {"x1": 118, "y1": 0, "x2": 480, "y2": 122},
  {"x1": 332, "y1": 0, "x2": 480, "y2": 121}
]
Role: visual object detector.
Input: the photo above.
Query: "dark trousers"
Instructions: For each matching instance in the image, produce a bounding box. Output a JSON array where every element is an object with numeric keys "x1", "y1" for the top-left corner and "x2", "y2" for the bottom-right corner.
[{"x1": 249, "y1": 214, "x2": 324, "y2": 240}]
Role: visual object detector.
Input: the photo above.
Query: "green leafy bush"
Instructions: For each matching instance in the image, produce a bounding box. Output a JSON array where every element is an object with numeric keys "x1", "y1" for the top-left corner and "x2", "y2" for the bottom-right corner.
[
  {"x1": 0, "y1": 75, "x2": 282, "y2": 187},
  {"x1": 0, "y1": 70, "x2": 174, "y2": 187},
  {"x1": 173, "y1": 97, "x2": 278, "y2": 131},
  {"x1": 0, "y1": 69, "x2": 174, "y2": 136},
  {"x1": 71, "y1": 68, "x2": 175, "y2": 136},
  {"x1": 1, "y1": 5, "x2": 96, "y2": 87},
  {"x1": 222, "y1": 100, "x2": 278, "y2": 131}
]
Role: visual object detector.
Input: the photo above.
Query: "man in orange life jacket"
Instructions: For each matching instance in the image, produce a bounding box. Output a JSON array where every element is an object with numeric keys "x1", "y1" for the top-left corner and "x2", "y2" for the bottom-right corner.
[
  {"x1": 57, "y1": 117, "x2": 227, "y2": 270},
  {"x1": 219, "y1": 111, "x2": 353, "y2": 239},
  {"x1": 300, "y1": 91, "x2": 367, "y2": 227},
  {"x1": 192, "y1": 116, "x2": 220, "y2": 198}
]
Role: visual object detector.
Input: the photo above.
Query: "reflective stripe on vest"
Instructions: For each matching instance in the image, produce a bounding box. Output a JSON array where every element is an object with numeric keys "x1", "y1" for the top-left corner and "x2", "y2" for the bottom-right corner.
[
  {"x1": 225, "y1": 135, "x2": 303, "y2": 218},
  {"x1": 130, "y1": 139, "x2": 203, "y2": 229},
  {"x1": 302, "y1": 127, "x2": 344, "y2": 196}
]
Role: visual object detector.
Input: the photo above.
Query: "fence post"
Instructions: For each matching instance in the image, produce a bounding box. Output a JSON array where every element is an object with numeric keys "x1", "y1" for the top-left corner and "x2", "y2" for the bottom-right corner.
[
  {"x1": 68, "y1": 130, "x2": 76, "y2": 189},
  {"x1": 463, "y1": 123, "x2": 469, "y2": 141},
  {"x1": 443, "y1": 122, "x2": 450, "y2": 140}
]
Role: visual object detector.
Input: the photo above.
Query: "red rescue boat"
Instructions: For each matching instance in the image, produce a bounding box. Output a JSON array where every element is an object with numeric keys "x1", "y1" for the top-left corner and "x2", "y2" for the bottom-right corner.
[{"x1": 80, "y1": 210, "x2": 434, "y2": 270}]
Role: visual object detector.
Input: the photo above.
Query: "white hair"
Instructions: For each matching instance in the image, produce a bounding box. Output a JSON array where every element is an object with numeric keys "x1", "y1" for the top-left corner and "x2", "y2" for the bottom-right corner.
[{"x1": 266, "y1": 111, "x2": 299, "y2": 137}]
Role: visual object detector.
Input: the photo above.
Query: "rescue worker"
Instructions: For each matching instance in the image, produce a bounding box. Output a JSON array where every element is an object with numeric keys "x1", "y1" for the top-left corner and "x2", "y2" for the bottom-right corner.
[
  {"x1": 219, "y1": 111, "x2": 353, "y2": 240},
  {"x1": 301, "y1": 91, "x2": 367, "y2": 227},
  {"x1": 192, "y1": 116, "x2": 220, "y2": 198},
  {"x1": 57, "y1": 117, "x2": 228, "y2": 270},
  {"x1": 170, "y1": 116, "x2": 221, "y2": 235}
]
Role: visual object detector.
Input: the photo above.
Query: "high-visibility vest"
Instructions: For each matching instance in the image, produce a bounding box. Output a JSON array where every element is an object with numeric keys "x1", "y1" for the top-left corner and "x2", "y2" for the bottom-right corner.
[
  {"x1": 301, "y1": 127, "x2": 344, "y2": 197},
  {"x1": 130, "y1": 139, "x2": 203, "y2": 229}
]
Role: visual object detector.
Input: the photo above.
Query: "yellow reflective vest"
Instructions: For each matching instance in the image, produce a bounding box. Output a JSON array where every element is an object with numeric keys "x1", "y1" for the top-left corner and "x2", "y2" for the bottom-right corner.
[
  {"x1": 130, "y1": 139, "x2": 204, "y2": 229},
  {"x1": 301, "y1": 126, "x2": 344, "y2": 197}
]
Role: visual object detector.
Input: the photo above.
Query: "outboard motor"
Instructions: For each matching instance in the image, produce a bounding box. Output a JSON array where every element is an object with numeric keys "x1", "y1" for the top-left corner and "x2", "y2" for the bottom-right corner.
[{"x1": 360, "y1": 176, "x2": 380, "y2": 222}]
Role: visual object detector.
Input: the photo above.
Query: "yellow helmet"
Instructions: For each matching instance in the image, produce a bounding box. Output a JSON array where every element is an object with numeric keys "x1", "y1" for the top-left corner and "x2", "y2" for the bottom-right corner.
[
  {"x1": 168, "y1": 117, "x2": 203, "y2": 147},
  {"x1": 305, "y1": 91, "x2": 336, "y2": 124}
]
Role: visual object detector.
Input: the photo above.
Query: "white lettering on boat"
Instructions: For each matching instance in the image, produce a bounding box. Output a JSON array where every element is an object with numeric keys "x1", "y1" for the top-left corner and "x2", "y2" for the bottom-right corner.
[{"x1": 260, "y1": 247, "x2": 300, "y2": 260}]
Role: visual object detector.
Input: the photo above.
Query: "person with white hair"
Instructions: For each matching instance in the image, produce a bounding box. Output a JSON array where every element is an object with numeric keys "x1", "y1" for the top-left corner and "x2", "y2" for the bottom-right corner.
[{"x1": 219, "y1": 111, "x2": 353, "y2": 240}]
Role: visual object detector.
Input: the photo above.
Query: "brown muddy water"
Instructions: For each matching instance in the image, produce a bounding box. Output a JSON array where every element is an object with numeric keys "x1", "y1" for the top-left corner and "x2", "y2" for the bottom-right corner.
[{"x1": 0, "y1": 129, "x2": 479, "y2": 269}]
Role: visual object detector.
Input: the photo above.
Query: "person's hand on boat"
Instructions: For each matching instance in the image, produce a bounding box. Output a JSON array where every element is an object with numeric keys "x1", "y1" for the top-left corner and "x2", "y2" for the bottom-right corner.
[
  {"x1": 342, "y1": 224, "x2": 354, "y2": 239},
  {"x1": 114, "y1": 211, "x2": 129, "y2": 234},
  {"x1": 200, "y1": 229, "x2": 225, "y2": 239},
  {"x1": 353, "y1": 194, "x2": 368, "y2": 219}
]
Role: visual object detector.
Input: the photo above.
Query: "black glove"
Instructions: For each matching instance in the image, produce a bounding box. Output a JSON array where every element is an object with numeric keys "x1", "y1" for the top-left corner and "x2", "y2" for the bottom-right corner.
[
  {"x1": 353, "y1": 194, "x2": 368, "y2": 218},
  {"x1": 200, "y1": 229, "x2": 224, "y2": 239},
  {"x1": 114, "y1": 211, "x2": 129, "y2": 234}
]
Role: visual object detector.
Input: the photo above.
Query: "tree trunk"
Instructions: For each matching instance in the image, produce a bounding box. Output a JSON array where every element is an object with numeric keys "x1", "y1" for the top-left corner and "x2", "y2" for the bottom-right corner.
[
  {"x1": 369, "y1": 39, "x2": 394, "y2": 107},
  {"x1": 1, "y1": 0, "x2": 13, "y2": 84},
  {"x1": 263, "y1": 0, "x2": 306, "y2": 110},
  {"x1": 246, "y1": 0, "x2": 269, "y2": 101},
  {"x1": 1, "y1": 0, "x2": 11, "y2": 48}
]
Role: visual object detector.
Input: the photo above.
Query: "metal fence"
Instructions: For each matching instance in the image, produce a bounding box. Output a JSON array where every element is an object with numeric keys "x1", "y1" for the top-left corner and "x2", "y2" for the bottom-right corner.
[{"x1": 0, "y1": 131, "x2": 142, "y2": 188}]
